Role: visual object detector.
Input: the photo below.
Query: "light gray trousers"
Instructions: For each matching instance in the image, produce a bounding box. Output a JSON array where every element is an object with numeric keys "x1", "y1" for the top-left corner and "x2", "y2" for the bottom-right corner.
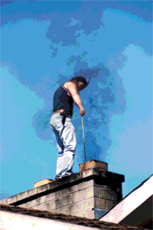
[{"x1": 50, "y1": 113, "x2": 76, "y2": 179}]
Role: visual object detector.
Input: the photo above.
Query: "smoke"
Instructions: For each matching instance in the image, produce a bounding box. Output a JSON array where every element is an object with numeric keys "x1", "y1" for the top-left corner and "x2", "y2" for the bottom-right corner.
[
  {"x1": 32, "y1": 52, "x2": 127, "y2": 164},
  {"x1": 29, "y1": 2, "x2": 134, "y2": 163},
  {"x1": 71, "y1": 64, "x2": 120, "y2": 163}
]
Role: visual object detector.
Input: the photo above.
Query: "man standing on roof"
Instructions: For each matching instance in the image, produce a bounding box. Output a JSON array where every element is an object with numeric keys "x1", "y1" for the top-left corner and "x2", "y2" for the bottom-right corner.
[{"x1": 50, "y1": 76, "x2": 88, "y2": 180}]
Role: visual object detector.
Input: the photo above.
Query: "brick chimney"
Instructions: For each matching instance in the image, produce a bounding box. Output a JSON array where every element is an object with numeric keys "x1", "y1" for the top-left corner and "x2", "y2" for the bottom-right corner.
[{"x1": 0, "y1": 160, "x2": 125, "y2": 219}]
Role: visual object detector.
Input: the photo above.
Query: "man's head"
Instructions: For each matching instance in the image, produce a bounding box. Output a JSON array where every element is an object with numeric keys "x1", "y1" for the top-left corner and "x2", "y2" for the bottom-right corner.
[{"x1": 70, "y1": 76, "x2": 88, "y2": 91}]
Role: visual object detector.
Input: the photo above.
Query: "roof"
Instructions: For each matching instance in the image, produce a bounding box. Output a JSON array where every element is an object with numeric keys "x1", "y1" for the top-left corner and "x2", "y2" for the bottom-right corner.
[
  {"x1": 100, "y1": 174, "x2": 153, "y2": 228},
  {"x1": 0, "y1": 204, "x2": 149, "y2": 230}
]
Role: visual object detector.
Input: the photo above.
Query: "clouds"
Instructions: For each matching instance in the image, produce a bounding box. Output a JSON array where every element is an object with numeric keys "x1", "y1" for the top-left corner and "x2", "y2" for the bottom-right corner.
[
  {"x1": 102, "y1": 8, "x2": 152, "y2": 57},
  {"x1": 1, "y1": 19, "x2": 51, "y2": 93},
  {"x1": 1, "y1": 1, "x2": 152, "y2": 198}
]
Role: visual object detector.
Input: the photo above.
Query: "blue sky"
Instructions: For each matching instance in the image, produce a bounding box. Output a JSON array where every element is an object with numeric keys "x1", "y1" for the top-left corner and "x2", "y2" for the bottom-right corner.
[{"x1": 0, "y1": 0, "x2": 152, "y2": 200}]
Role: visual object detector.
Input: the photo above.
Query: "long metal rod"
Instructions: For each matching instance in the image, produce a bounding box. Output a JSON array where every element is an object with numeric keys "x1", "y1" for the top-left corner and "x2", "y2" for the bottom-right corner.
[
  {"x1": 81, "y1": 116, "x2": 86, "y2": 162},
  {"x1": 88, "y1": 76, "x2": 92, "y2": 85}
]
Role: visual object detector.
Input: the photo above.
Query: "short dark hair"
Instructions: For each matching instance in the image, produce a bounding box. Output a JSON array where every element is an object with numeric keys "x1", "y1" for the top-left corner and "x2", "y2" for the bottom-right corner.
[{"x1": 70, "y1": 76, "x2": 88, "y2": 87}]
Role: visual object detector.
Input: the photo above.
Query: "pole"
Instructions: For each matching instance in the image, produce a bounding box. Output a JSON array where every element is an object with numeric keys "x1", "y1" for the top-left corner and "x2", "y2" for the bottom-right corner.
[
  {"x1": 88, "y1": 76, "x2": 92, "y2": 85},
  {"x1": 81, "y1": 116, "x2": 86, "y2": 162}
]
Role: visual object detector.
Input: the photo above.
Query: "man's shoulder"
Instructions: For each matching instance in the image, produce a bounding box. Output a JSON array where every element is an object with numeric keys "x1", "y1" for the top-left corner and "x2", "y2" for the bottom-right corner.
[{"x1": 64, "y1": 81, "x2": 76, "y2": 90}]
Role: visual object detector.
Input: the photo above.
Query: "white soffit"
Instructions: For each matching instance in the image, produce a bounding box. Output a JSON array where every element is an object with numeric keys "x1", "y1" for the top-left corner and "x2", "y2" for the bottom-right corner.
[{"x1": 100, "y1": 175, "x2": 153, "y2": 223}]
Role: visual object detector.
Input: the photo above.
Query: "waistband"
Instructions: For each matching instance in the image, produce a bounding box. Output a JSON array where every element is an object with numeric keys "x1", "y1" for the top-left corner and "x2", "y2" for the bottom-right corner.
[{"x1": 53, "y1": 110, "x2": 71, "y2": 118}]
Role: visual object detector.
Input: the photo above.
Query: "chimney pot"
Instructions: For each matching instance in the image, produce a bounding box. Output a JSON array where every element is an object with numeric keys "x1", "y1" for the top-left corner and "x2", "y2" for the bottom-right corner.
[
  {"x1": 79, "y1": 160, "x2": 108, "y2": 172},
  {"x1": 34, "y1": 179, "x2": 54, "y2": 188}
]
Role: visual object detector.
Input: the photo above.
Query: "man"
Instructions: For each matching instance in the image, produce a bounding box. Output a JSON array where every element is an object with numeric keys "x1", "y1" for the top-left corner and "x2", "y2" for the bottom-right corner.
[{"x1": 50, "y1": 76, "x2": 88, "y2": 180}]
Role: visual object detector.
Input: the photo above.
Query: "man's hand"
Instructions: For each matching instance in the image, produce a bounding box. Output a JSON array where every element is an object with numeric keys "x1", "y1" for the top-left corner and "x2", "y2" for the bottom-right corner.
[{"x1": 79, "y1": 107, "x2": 85, "y2": 116}]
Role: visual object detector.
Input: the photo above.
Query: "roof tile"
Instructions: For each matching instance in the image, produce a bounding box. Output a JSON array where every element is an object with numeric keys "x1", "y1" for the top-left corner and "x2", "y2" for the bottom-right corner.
[{"x1": 0, "y1": 204, "x2": 149, "y2": 230}]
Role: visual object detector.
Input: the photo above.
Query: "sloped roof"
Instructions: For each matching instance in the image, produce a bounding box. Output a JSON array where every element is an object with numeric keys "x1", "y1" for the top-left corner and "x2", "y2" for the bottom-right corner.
[
  {"x1": 0, "y1": 204, "x2": 149, "y2": 230},
  {"x1": 100, "y1": 174, "x2": 153, "y2": 228}
]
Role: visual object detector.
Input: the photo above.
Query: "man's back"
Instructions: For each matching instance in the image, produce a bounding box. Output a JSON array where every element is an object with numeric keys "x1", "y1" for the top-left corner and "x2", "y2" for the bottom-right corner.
[
  {"x1": 53, "y1": 80, "x2": 86, "y2": 117},
  {"x1": 53, "y1": 82, "x2": 74, "y2": 118}
]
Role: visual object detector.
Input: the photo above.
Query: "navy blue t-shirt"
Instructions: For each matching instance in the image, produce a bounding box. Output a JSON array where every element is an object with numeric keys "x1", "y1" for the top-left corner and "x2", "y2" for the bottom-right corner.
[{"x1": 53, "y1": 84, "x2": 74, "y2": 118}]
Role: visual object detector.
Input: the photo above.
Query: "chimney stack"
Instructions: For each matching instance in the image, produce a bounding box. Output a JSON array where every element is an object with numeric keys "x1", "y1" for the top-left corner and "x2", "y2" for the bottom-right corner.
[{"x1": 0, "y1": 160, "x2": 125, "y2": 219}]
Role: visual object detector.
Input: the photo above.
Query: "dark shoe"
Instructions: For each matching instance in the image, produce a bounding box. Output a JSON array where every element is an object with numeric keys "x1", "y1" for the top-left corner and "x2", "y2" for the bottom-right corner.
[
  {"x1": 55, "y1": 173, "x2": 74, "y2": 180},
  {"x1": 55, "y1": 176, "x2": 62, "y2": 180},
  {"x1": 61, "y1": 174, "x2": 72, "y2": 179}
]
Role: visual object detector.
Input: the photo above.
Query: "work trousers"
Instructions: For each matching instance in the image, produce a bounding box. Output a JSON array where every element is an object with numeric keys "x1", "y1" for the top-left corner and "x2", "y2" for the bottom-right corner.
[{"x1": 50, "y1": 113, "x2": 76, "y2": 179}]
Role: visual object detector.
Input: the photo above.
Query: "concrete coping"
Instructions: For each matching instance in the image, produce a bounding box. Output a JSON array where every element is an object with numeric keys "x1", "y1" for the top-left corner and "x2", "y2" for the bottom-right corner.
[
  {"x1": 34, "y1": 179, "x2": 54, "y2": 188},
  {"x1": 0, "y1": 168, "x2": 125, "y2": 206}
]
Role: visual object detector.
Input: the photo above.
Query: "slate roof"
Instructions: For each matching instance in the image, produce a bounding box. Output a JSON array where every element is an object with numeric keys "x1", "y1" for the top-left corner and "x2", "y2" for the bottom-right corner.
[{"x1": 0, "y1": 204, "x2": 149, "y2": 230}]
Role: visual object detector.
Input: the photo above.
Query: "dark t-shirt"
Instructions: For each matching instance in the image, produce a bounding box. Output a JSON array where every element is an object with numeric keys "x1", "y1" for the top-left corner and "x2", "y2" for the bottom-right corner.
[{"x1": 53, "y1": 84, "x2": 74, "y2": 118}]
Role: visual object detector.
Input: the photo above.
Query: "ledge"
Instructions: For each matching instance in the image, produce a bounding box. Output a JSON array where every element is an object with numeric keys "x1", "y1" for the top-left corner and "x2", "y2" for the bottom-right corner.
[{"x1": 0, "y1": 168, "x2": 125, "y2": 206}]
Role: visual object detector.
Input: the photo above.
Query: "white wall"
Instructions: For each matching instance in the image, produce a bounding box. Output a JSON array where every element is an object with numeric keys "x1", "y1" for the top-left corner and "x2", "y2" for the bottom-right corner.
[{"x1": 0, "y1": 210, "x2": 99, "y2": 230}]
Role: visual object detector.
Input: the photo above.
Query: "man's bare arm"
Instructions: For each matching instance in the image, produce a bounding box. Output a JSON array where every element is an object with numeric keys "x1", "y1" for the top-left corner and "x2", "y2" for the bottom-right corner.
[
  {"x1": 68, "y1": 83, "x2": 83, "y2": 109},
  {"x1": 67, "y1": 82, "x2": 85, "y2": 116}
]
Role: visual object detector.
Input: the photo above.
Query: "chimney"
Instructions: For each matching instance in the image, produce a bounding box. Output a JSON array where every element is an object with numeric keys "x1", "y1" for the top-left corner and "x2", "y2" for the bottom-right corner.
[{"x1": 0, "y1": 160, "x2": 125, "y2": 219}]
